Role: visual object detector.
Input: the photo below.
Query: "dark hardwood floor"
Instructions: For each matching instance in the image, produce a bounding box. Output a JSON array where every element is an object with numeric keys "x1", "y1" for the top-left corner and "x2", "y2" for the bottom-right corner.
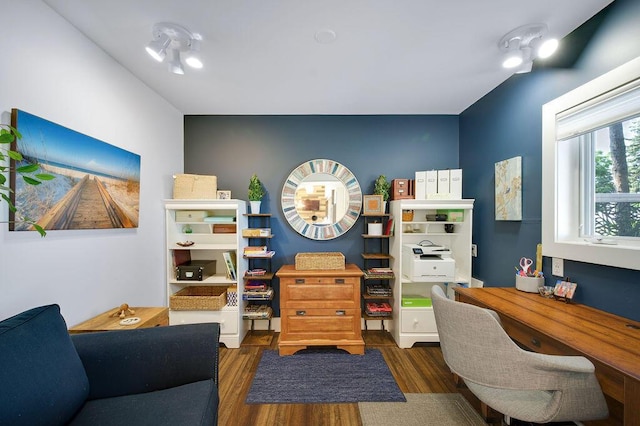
[
  {"x1": 218, "y1": 330, "x2": 462, "y2": 426},
  {"x1": 218, "y1": 331, "x2": 619, "y2": 426}
]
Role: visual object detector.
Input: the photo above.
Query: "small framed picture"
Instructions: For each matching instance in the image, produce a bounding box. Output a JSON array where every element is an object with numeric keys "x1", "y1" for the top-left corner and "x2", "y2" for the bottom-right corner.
[
  {"x1": 554, "y1": 280, "x2": 577, "y2": 301},
  {"x1": 363, "y1": 194, "x2": 384, "y2": 214},
  {"x1": 217, "y1": 190, "x2": 231, "y2": 200}
]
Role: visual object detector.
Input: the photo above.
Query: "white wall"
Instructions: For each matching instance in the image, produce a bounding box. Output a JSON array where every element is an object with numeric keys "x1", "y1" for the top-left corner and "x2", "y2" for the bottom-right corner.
[{"x1": 0, "y1": 0, "x2": 183, "y2": 325}]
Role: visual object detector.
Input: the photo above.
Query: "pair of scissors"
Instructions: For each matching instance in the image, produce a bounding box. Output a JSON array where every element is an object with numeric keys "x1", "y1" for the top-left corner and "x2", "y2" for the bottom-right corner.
[{"x1": 519, "y1": 257, "x2": 533, "y2": 275}]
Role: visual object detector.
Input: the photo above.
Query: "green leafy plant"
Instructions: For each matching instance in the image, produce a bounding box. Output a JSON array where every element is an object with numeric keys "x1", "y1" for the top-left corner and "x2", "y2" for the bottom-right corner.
[
  {"x1": 248, "y1": 173, "x2": 265, "y2": 201},
  {"x1": 373, "y1": 175, "x2": 391, "y2": 202},
  {"x1": 1, "y1": 124, "x2": 55, "y2": 236}
]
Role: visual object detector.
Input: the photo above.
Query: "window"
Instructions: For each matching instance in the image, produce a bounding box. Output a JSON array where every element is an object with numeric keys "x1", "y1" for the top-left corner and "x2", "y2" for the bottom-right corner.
[
  {"x1": 542, "y1": 56, "x2": 640, "y2": 271},
  {"x1": 579, "y1": 117, "x2": 640, "y2": 240}
]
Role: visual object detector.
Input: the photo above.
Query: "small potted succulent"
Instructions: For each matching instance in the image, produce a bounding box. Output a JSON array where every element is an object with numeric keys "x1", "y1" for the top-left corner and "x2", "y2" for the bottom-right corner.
[{"x1": 248, "y1": 173, "x2": 265, "y2": 213}]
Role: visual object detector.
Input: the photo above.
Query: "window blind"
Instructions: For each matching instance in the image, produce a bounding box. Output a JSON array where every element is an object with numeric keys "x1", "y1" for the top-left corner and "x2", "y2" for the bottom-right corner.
[{"x1": 556, "y1": 78, "x2": 640, "y2": 141}]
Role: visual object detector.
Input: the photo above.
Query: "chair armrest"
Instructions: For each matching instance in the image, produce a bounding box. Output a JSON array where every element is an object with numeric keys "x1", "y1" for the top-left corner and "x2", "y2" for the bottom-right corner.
[
  {"x1": 528, "y1": 352, "x2": 595, "y2": 374},
  {"x1": 71, "y1": 323, "x2": 219, "y2": 400}
]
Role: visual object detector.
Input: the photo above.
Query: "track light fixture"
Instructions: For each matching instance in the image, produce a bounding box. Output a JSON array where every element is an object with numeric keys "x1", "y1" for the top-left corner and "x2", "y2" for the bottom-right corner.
[
  {"x1": 498, "y1": 23, "x2": 558, "y2": 74},
  {"x1": 146, "y1": 22, "x2": 203, "y2": 75}
]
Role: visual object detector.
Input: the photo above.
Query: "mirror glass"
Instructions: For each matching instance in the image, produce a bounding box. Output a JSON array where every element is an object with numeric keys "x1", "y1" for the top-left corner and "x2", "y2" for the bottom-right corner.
[{"x1": 282, "y1": 159, "x2": 362, "y2": 240}]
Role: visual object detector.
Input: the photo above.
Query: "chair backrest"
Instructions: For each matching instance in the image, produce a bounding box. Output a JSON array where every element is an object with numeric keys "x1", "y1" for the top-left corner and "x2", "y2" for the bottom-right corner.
[{"x1": 431, "y1": 286, "x2": 552, "y2": 389}]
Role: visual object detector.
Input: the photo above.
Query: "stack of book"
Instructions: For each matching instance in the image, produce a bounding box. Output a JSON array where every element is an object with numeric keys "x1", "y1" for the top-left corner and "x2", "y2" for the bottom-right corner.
[
  {"x1": 245, "y1": 280, "x2": 268, "y2": 290},
  {"x1": 243, "y1": 281, "x2": 273, "y2": 300},
  {"x1": 365, "y1": 302, "x2": 392, "y2": 317},
  {"x1": 364, "y1": 267, "x2": 394, "y2": 279},
  {"x1": 366, "y1": 284, "x2": 393, "y2": 297},
  {"x1": 243, "y1": 246, "x2": 275, "y2": 258},
  {"x1": 243, "y1": 288, "x2": 274, "y2": 300},
  {"x1": 243, "y1": 304, "x2": 273, "y2": 319}
]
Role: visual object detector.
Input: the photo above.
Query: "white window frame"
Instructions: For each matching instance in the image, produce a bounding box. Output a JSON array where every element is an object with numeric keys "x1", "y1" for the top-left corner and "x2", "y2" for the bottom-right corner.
[{"x1": 542, "y1": 56, "x2": 640, "y2": 271}]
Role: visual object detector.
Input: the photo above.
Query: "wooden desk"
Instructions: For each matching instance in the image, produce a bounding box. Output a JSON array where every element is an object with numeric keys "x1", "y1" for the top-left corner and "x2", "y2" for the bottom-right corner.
[
  {"x1": 455, "y1": 287, "x2": 640, "y2": 426},
  {"x1": 69, "y1": 307, "x2": 169, "y2": 334}
]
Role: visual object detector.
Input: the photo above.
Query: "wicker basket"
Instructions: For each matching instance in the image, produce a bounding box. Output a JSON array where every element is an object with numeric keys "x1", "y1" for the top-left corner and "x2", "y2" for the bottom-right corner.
[
  {"x1": 170, "y1": 286, "x2": 226, "y2": 310},
  {"x1": 295, "y1": 252, "x2": 345, "y2": 270},
  {"x1": 173, "y1": 174, "x2": 217, "y2": 199},
  {"x1": 402, "y1": 210, "x2": 414, "y2": 221}
]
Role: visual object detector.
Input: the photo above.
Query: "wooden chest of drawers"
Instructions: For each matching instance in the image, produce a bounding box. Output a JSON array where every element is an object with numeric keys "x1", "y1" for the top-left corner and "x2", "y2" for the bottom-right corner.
[{"x1": 276, "y1": 264, "x2": 364, "y2": 356}]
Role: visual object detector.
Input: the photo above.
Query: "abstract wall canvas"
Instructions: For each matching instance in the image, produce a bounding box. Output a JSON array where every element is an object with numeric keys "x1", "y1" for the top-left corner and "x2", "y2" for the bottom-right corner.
[
  {"x1": 10, "y1": 109, "x2": 140, "y2": 231},
  {"x1": 495, "y1": 156, "x2": 522, "y2": 221}
]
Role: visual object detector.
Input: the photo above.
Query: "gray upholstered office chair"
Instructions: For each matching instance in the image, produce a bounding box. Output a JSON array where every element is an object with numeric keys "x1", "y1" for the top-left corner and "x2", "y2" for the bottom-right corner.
[{"x1": 431, "y1": 285, "x2": 608, "y2": 424}]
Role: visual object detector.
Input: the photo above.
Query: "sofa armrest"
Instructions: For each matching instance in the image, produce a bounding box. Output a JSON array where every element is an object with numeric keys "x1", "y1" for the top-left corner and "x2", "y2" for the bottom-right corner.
[{"x1": 71, "y1": 323, "x2": 219, "y2": 400}]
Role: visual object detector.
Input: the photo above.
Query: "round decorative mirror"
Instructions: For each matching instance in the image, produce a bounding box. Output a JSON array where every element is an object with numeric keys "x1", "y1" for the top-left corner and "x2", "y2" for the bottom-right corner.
[{"x1": 282, "y1": 159, "x2": 362, "y2": 240}]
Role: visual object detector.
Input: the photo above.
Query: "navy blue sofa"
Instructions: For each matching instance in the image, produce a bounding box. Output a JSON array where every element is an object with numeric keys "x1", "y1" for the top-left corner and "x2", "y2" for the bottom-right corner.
[{"x1": 0, "y1": 304, "x2": 219, "y2": 426}]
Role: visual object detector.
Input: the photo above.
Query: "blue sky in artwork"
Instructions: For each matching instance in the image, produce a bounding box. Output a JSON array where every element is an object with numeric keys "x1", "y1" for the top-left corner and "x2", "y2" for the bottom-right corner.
[{"x1": 15, "y1": 109, "x2": 140, "y2": 181}]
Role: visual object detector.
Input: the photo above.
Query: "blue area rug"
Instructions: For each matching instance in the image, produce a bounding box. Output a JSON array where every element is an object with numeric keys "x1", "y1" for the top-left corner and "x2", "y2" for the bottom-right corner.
[{"x1": 245, "y1": 348, "x2": 406, "y2": 404}]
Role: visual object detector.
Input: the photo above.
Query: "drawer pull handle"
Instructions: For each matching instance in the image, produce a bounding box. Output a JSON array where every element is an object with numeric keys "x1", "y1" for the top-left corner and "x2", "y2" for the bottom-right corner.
[
  {"x1": 335, "y1": 279, "x2": 345, "y2": 284},
  {"x1": 296, "y1": 310, "x2": 306, "y2": 316},
  {"x1": 295, "y1": 279, "x2": 305, "y2": 284},
  {"x1": 336, "y1": 310, "x2": 345, "y2": 315},
  {"x1": 531, "y1": 338, "x2": 541, "y2": 347}
]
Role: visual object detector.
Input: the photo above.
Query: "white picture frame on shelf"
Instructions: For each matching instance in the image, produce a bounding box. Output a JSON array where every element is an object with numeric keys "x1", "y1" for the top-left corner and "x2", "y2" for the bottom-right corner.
[{"x1": 217, "y1": 190, "x2": 231, "y2": 200}]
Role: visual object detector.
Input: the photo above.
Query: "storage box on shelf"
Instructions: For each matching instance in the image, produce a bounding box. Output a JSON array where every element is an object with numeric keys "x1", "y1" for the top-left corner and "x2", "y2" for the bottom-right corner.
[
  {"x1": 295, "y1": 252, "x2": 345, "y2": 270},
  {"x1": 361, "y1": 213, "x2": 394, "y2": 331},
  {"x1": 242, "y1": 213, "x2": 276, "y2": 340},
  {"x1": 389, "y1": 199, "x2": 475, "y2": 348},
  {"x1": 164, "y1": 199, "x2": 248, "y2": 348},
  {"x1": 391, "y1": 178, "x2": 414, "y2": 200},
  {"x1": 169, "y1": 286, "x2": 227, "y2": 310}
]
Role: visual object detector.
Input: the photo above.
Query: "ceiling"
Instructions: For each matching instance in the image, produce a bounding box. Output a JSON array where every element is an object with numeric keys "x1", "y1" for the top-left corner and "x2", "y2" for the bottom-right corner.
[{"x1": 43, "y1": 0, "x2": 614, "y2": 115}]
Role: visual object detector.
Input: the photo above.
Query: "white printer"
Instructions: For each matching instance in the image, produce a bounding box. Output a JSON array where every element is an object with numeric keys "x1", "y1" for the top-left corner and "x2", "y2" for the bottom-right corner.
[{"x1": 402, "y1": 243, "x2": 456, "y2": 282}]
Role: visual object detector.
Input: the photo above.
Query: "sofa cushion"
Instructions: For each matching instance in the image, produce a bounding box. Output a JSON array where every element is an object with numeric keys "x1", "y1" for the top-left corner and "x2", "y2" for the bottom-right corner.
[
  {"x1": 0, "y1": 304, "x2": 89, "y2": 426},
  {"x1": 68, "y1": 379, "x2": 218, "y2": 426}
]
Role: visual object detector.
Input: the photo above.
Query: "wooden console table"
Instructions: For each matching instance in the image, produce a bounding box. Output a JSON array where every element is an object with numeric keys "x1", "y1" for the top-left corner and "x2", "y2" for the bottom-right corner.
[
  {"x1": 455, "y1": 287, "x2": 640, "y2": 426},
  {"x1": 276, "y1": 264, "x2": 364, "y2": 356},
  {"x1": 69, "y1": 306, "x2": 169, "y2": 334}
]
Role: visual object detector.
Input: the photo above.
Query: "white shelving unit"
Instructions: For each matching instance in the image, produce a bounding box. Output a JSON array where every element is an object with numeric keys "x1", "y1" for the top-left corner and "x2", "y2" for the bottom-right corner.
[
  {"x1": 164, "y1": 199, "x2": 248, "y2": 348},
  {"x1": 389, "y1": 199, "x2": 475, "y2": 348}
]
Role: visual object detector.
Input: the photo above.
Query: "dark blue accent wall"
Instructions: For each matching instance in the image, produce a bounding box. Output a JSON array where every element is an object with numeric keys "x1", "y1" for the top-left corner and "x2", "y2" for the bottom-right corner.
[
  {"x1": 184, "y1": 115, "x2": 459, "y2": 313},
  {"x1": 460, "y1": 0, "x2": 640, "y2": 321}
]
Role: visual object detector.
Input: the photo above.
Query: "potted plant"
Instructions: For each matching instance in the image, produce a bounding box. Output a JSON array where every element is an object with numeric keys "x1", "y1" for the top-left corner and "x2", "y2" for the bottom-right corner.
[
  {"x1": 1, "y1": 124, "x2": 54, "y2": 236},
  {"x1": 247, "y1": 173, "x2": 265, "y2": 213},
  {"x1": 374, "y1": 175, "x2": 391, "y2": 211}
]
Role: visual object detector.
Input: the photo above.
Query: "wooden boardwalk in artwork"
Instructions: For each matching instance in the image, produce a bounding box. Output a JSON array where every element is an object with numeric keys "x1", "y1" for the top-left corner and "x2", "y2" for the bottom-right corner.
[{"x1": 37, "y1": 175, "x2": 135, "y2": 230}]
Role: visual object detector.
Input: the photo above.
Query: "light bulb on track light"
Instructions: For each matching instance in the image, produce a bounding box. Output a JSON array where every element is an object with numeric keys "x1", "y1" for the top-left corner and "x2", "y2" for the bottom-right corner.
[
  {"x1": 145, "y1": 33, "x2": 171, "y2": 62},
  {"x1": 537, "y1": 38, "x2": 559, "y2": 59},
  {"x1": 168, "y1": 49, "x2": 185, "y2": 75},
  {"x1": 184, "y1": 39, "x2": 203, "y2": 69}
]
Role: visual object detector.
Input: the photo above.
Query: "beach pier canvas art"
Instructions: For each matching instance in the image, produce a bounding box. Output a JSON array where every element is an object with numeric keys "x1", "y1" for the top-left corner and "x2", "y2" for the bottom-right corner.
[{"x1": 10, "y1": 109, "x2": 140, "y2": 231}]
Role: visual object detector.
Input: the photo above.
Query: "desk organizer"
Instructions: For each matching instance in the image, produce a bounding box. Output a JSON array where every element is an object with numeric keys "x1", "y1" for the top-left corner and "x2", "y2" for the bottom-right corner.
[{"x1": 515, "y1": 275, "x2": 544, "y2": 293}]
